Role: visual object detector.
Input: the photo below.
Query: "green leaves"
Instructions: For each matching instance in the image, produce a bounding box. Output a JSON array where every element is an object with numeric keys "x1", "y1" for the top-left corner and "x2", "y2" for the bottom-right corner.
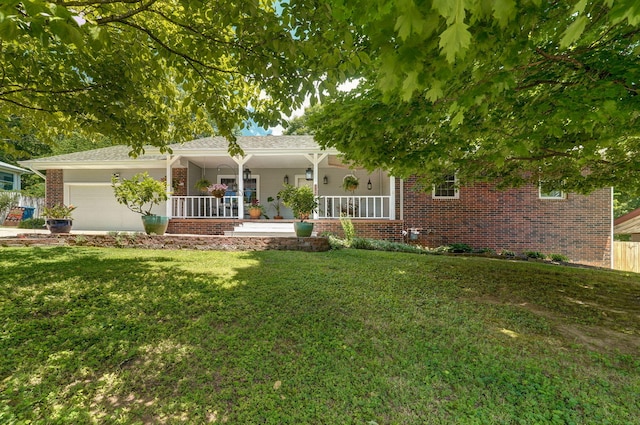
[
  {"x1": 560, "y1": 15, "x2": 588, "y2": 48},
  {"x1": 439, "y1": 21, "x2": 472, "y2": 63}
]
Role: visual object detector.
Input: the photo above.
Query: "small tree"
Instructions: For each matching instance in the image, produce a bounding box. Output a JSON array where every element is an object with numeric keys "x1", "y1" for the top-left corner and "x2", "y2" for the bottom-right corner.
[
  {"x1": 278, "y1": 184, "x2": 318, "y2": 221},
  {"x1": 112, "y1": 172, "x2": 168, "y2": 216}
]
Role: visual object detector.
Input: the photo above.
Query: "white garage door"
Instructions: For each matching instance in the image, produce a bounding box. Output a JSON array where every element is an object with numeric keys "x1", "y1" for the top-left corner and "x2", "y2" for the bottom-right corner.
[{"x1": 67, "y1": 184, "x2": 145, "y2": 231}]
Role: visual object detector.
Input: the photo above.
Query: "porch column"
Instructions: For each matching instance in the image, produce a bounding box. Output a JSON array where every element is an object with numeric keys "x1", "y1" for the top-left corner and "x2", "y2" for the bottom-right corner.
[
  {"x1": 165, "y1": 155, "x2": 182, "y2": 218},
  {"x1": 165, "y1": 157, "x2": 172, "y2": 217},
  {"x1": 232, "y1": 155, "x2": 252, "y2": 219},
  {"x1": 390, "y1": 176, "x2": 396, "y2": 220},
  {"x1": 305, "y1": 153, "x2": 328, "y2": 220}
]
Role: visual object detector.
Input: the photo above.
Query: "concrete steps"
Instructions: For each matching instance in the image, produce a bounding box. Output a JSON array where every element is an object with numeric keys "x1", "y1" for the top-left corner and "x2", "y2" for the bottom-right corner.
[{"x1": 224, "y1": 221, "x2": 304, "y2": 237}]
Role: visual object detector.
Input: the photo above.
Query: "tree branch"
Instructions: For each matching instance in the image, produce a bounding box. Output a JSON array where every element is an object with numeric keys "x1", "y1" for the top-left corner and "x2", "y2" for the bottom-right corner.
[
  {"x1": 95, "y1": 0, "x2": 158, "y2": 24},
  {"x1": 0, "y1": 97, "x2": 50, "y2": 112},
  {"x1": 115, "y1": 21, "x2": 236, "y2": 75},
  {"x1": 55, "y1": 0, "x2": 144, "y2": 6},
  {"x1": 534, "y1": 48, "x2": 584, "y2": 68}
]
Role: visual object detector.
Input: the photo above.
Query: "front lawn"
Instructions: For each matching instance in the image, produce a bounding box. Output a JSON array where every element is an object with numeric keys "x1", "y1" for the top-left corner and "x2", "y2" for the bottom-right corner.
[{"x1": 1, "y1": 247, "x2": 639, "y2": 424}]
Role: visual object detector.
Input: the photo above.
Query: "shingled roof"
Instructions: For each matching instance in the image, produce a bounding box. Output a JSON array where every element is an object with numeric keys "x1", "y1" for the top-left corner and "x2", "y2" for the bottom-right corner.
[{"x1": 19, "y1": 136, "x2": 332, "y2": 170}]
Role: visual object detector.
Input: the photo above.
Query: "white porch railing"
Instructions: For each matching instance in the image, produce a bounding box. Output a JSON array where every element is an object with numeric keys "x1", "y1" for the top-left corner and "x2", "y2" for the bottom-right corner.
[
  {"x1": 318, "y1": 196, "x2": 392, "y2": 219},
  {"x1": 171, "y1": 196, "x2": 241, "y2": 218},
  {"x1": 170, "y1": 195, "x2": 393, "y2": 220}
]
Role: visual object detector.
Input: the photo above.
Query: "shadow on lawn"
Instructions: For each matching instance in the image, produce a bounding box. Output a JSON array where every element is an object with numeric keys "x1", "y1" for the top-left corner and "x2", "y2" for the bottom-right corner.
[
  {"x1": 2, "y1": 247, "x2": 640, "y2": 424},
  {"x1": 1, "y1": 247, "x2": 369, "y2": 423}
]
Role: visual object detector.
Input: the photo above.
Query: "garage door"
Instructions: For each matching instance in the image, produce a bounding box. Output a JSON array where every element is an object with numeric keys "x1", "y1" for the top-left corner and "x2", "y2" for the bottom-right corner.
[{"x1": 67, "y1": 185, "x2": 145, "y2": 231}]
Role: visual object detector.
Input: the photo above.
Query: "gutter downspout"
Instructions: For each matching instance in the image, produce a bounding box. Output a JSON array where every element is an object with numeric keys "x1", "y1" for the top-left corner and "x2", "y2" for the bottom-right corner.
[
  {"x1": 25, "y1": 167, "x2": 46, "y2": 180},
  {"x1": 611, "y1": 186, "x2": 615, "y2": 270}
]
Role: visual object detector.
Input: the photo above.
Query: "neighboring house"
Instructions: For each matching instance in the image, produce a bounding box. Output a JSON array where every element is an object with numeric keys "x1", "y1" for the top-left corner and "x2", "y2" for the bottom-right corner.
[
  {"x1": 19, "y1": 136, "x2": 613, "y2": 267},
  {"x1": 0, "y1": 160, "x2": 28, "y2": 191},
  {"x1": 614, "y1": 208, "x2": 640, "y2": 241}
]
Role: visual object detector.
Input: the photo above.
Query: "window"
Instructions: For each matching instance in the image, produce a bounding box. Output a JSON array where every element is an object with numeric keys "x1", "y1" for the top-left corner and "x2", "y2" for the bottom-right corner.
[
  {"x1": 432, "y1": 175, "x2": 459, "y2": 199},
  {"x1": 539, "y1": 187, "x2": 565, "y2": 199},
  {"x1": 219, "y1": 175, "x2": 259, "y2": 202},
  {"x1": 539, "y1": 183, "x2": 565, "y2": 199},
  {"x1": 0, "y1": 172, "x2": 14, "y2": 190}
]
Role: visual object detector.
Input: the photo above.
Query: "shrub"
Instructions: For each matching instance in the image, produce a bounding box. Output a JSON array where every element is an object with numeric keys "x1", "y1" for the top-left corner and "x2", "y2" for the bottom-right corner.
[
  {"x1": 500, "y1": 249, "x2": 516, "y2": 257},
  {"x1": 350, "y1": 237, "x2": 375, "y2": 250},
  {"x1": 550, "y1": 253, "x2": 570, "y2": 262},
  {"x1": 339, "y1": 214, "x2": 356, "y2": 245},
  {"x1": 447, "y1": 243, "x2": 473, "y2": 253},
  {"x1": 524, "y1": 251, "x2": 546, "y2": 259},
  {"x1": 18, "y1": 218, "x2": 45, "y2": 229}
]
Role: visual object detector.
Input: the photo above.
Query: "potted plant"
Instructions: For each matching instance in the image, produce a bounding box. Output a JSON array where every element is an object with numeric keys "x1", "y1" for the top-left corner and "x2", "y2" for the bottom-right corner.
[
  {"x1": 342, "y1": 175, "x2": 359, "y2": 192},
  {"x1": 111, "y1": 172, "x2": 169, "y2": 235},
  {"x1": 267, "y1": 195, "x2": 283, "y2": 219},
  {"x1": 194, "y1": 178, "x2": 211, "y2": 193},
  {"x1": 207, "y1": 183, "x2": 228, "y2": 198},
  {"x1": 247, "y1": 199, "x2": 267, "y2": 219},
  {"x1": 278, "y1": 184, "x2": 319, "y2": 237},
  {"x1": 42, "y1": 204, "x2": 76, "y2": 234}
]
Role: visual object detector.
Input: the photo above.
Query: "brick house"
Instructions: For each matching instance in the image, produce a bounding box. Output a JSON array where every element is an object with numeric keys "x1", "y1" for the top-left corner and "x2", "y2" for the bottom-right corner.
[{"x1": 19, "y1": 136, "x2": 613, "y2": 267}]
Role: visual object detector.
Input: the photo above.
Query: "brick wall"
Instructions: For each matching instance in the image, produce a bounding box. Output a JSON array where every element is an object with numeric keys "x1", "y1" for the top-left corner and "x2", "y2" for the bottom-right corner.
[
  {"x1": 45, "y1": 169, "x2": 64, "y2": 207},
  {"x1": 172, "y1": 168, "x2": 187, "y2": 196},
  {"x1": 313, "y1": 220, "x2": 404, "y2": 241},
  {"x1": 167, "y1": 219, "x2": 239, "y2": 235},
  {"x1": 402, "y1": 178, "x2": 612, "y2": 267}
]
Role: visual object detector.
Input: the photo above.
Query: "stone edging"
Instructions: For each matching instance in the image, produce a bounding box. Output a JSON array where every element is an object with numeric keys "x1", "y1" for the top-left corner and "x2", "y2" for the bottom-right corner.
[{"x1": 0, "y1": 234, "x2": 330, "y2": 252}]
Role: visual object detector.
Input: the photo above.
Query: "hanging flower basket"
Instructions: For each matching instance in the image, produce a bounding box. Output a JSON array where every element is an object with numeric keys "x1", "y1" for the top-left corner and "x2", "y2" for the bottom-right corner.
[{"x1": 207, "y1": 183, "x2": 228, "y2": 198}]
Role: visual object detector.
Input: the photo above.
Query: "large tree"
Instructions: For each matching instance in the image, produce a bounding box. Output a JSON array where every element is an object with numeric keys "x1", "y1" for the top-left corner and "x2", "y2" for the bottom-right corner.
[
  {"x1": 305, "y1": 1, "x2": 640, "y2": 194},
  {"x1": 0, "y1": 0, "x2": 356, "y2": 155}
]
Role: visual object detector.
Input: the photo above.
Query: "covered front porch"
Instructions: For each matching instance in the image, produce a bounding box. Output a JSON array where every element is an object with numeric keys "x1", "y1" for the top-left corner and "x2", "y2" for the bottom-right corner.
[{"x1": 162, "y1": 136, "x2": 397, "y2": 221}]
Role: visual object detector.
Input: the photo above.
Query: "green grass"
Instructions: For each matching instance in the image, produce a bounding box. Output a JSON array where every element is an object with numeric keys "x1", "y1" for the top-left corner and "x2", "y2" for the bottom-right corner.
[{"x1": 1, "y1": 247, "x2": 639, "y2": 424}]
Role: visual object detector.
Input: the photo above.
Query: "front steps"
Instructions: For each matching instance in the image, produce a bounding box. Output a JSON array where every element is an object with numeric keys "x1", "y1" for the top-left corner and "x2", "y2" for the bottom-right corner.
[{"x1": 225, "y1": 221, "x2": 314, "y2": 237}]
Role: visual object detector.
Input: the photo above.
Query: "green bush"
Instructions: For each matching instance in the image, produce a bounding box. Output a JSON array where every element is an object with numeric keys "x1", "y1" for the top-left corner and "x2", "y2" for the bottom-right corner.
[
  {"x1": 339, "y1": 214, "x2": 356, "y2": 244},
  {"x1": 17, "y1": 218, "x2": 45, "y2": 229},
  {"x1": 447, "y1": 243, "x2": 473, "y2": 253},
  {"x1": 550, "y1": 253, "x2": 570, "y2": 262},
  {"x1": 524, "y1": 251, "x2": 546, "y2": 259}
]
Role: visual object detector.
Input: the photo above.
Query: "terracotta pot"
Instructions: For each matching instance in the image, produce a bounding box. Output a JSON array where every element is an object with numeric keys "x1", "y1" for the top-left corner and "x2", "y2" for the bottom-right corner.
[{"x1": 249, "y1": 208, "x2": 261, "y2": 219}]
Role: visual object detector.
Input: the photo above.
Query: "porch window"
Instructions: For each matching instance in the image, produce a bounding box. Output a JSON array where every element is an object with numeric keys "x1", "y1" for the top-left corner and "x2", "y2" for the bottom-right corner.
[
  {"x1": 432, "y1": 175, "x2": 458, "y2": 199},
  {"x1": 218, "y1": 175, "x2": 259, "y2": 202}
]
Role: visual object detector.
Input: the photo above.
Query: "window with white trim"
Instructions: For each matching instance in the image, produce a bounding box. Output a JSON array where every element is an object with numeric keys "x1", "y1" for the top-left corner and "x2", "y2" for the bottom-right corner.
[
  {"x1": 539, "y1": 183, "x2": 565, "y2": 199},
  {"x1": 432, "y1": 175, "x2": 459, "y2": 199},
  {"x1": 0, "y1": 172, "x2": 14, "y2": 190}
]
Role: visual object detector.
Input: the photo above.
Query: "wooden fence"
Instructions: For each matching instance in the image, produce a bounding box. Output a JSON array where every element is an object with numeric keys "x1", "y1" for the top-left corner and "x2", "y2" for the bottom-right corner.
[{"x1": 613, "y1": 242, "x2": 640, "y2": 273}]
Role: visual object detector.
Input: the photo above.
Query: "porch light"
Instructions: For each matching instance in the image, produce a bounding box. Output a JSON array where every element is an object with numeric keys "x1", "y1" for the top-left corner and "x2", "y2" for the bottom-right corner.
[
  {"x1": 284, "y1": 175, "x2": 289, "y2": 184},
  {"x1": 367, "y1": 179, "x2": 372, "y2": 190},
  {"x1": 323, "y1": 175, "x2": 328, "y2": 184},
  {"x1": 243, "y1": 168, "x2": 251, "y2": 181},
  {"x1": 305, "y1": 167, "x2": 313, "y2": 181}
]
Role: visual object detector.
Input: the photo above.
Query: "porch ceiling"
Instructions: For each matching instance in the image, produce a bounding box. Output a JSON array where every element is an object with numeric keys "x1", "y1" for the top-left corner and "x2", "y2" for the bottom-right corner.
[{"x1": 184, "y1": 154, "x2": 358, "y2": 170}]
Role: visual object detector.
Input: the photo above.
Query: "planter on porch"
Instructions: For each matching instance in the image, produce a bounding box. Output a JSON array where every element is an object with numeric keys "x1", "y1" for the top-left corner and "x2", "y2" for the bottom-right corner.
[
  {"x1": 249, "y1": 208, "x2": 262, "y2": 219},
  {"x1": 141, "y1": 215, "x2": 169, "y2": 235}
]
